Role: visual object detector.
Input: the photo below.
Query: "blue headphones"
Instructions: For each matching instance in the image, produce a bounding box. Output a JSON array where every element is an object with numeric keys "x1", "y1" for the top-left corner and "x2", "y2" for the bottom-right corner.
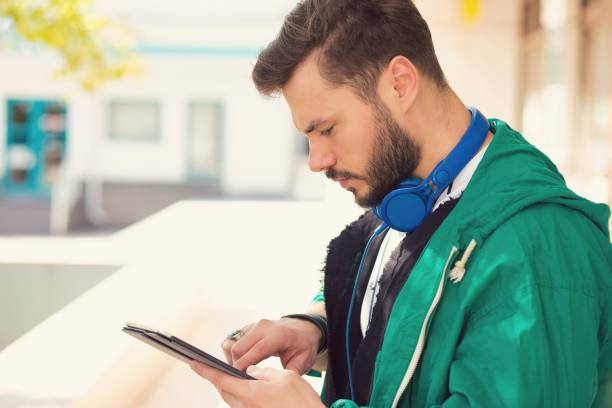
[
  {"x1": 373, "y1": 107, "x2": 489, "y2": 232},
  {"x1": 344, "y1": 107, "x2": 489, "y2": 400}
]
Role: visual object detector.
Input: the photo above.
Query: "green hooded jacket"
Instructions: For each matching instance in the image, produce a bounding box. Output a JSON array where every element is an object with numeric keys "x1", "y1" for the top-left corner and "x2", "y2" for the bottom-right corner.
[{"x1": 325, "y1": 119, "x2": 612, "y2": 407}]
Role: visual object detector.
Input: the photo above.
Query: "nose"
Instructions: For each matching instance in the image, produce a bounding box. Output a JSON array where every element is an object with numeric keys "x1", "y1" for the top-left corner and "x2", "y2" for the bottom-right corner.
[{"x1": 308, "y1": 138, "x2": 336, "y2": 172}]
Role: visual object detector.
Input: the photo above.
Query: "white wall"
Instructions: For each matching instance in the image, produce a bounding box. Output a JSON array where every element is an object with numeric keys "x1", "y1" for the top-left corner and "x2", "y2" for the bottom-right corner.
[{"x1": 85, "y1": 56, "x2": 296, "y2": 194}]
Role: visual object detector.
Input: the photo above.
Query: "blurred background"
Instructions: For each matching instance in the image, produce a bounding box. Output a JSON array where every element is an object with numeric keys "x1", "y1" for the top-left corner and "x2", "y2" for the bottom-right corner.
[{"x1": 0, "y1": 0, "x2": 610, "y2": 407}]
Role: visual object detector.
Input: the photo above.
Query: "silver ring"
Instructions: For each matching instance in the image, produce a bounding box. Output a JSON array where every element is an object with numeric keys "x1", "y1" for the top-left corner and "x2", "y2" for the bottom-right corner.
[{"x1": 227, "y1": 328, "x2": 245, "y2": 342}]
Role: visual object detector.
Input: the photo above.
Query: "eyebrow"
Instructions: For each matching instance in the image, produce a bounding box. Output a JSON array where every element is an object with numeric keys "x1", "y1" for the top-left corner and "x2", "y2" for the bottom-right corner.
[{"x1": 304, "y1": 117, "x2": 331, "y2": 134}]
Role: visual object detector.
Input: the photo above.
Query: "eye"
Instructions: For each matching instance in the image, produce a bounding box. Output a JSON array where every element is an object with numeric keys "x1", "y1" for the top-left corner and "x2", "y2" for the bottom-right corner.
[{"x1": 320, "y1": 125, "x2": 334, "y2": 137}]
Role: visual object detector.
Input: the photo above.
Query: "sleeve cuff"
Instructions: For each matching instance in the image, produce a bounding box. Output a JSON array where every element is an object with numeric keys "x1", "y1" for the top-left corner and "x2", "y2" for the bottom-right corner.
[{"x1": 330, "y1": 399, "x2": 360, "y2": 408}]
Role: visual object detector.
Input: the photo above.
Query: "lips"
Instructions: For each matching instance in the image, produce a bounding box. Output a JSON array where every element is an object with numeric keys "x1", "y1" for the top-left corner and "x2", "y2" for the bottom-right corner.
[{"x1": 336, "y1": 178, "x2": 350, "y2": 188}]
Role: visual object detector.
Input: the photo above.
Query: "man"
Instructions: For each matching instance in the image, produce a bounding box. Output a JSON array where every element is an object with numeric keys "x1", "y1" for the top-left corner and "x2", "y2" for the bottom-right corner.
[{"x1": 191, "y1": 0, "x2": 612, "y2": 407}]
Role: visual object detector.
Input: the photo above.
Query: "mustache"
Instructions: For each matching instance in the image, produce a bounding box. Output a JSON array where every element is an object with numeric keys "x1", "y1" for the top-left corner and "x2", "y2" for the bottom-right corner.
[{"x1": 325, "y1": 168, "x2": 367, "y2": 181}]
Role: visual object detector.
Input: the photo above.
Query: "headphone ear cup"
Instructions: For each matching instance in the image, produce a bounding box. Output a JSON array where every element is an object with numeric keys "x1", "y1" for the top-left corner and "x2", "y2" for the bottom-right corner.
[
  {"x1": 383, "y1": 192, "x2": 428, "y2": 232},
  {"x1": 376, "y1": 178, "x2": 429, "y2": 232},
  {"x1": 375, "y1": 177, "x2": 427, "y2": 232}
]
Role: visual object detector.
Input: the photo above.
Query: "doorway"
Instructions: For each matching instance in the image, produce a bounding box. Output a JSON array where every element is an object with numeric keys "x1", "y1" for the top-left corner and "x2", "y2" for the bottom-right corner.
[{"x1": 4, "y1": 99, "x2": 68, "y2": 196}]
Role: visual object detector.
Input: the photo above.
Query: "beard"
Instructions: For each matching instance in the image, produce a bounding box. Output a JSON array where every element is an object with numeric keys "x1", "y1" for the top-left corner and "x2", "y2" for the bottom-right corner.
[
  {"x1": 355, "y1": 101, "x2": 421, "y2": 207},
  {"x1": 325, "y1": 99, "x2": 421, "y2": 208}
]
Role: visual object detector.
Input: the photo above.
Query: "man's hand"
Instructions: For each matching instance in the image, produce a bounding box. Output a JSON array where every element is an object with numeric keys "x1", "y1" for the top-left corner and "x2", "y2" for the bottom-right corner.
[
  {"x1": 222, "y1": 317, "x2": 323, "y2": 374},
  {"x1": 190, "y1": 361, "x2": 325, "y2": 408}
]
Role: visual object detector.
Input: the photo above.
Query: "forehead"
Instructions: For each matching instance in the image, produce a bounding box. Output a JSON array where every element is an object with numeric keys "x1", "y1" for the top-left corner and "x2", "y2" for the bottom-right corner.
[{"x1": 282, "y1": 54, "x2": 368, "y2": 132}]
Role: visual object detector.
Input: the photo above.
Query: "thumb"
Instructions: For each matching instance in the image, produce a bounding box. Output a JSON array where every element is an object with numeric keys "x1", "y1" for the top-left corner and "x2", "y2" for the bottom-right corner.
[
  {"x1": 246, "y1": 366, "x2": 282, "y2": 381},
  {"x1": 285, "y1": 360, "x2": 308, "y2": 375}
]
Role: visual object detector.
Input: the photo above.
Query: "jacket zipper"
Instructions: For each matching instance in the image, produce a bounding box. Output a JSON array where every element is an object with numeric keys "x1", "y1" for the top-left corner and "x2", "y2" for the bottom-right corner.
[{"x1": 390, "y1": 246, "x2": 459, "y2": 408}]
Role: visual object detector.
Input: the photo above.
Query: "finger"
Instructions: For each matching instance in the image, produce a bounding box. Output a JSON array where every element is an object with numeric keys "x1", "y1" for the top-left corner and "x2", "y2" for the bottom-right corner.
[
  {"x1": 191, "y1": 362, "x2": 249, "y2": 408},
  {"x1": 233, "y1": 337, "x2": 278, "y2": 371},
  {"x1": 190, "y1": 360, "x2": 248, "y2": 395},
  {"x1": 223, "y1": 323, "x2": 255, "y2": 362},
  {"x1": 281, "y1": 349, "x2": 314, "y2": 375},
  {"x1": 222, "y1": 339, "x2": 235, "y2": 364},
  {"x1": 229, "y1": 325, "x2": 266, "y2": 364},
  {"x1": 284, "y1": 359, "x2": 308, "y2": 375},
  {"x1": 246, "y1": 365, "x2": 284, "y2": 381}
]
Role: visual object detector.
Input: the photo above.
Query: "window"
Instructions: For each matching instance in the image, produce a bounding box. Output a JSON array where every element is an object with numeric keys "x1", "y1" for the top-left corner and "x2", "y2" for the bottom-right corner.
[
  {"x1": 579, "y1": 7, "x2": 612, "y2": 182},
  {"x1": 581, "y1": 0, "x2": 602, "y2": 9},
  {"x1": 4, "y1": 99, "x2": 67, "y2": 193},
  {"x1": 522, "y1": 0, "x2": 541, "y2": 36},
  {"x1": 109, "y1": 100, "x2": 160, "y2": 141},
  {"x1": 187, "y1": 102, "x2": 222, "y2": 181}
]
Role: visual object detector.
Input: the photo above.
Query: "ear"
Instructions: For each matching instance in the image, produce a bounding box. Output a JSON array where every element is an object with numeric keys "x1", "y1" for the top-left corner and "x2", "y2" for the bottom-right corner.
[{"x1": 378, "y1": 55, "x2": 419, "y2": 113}]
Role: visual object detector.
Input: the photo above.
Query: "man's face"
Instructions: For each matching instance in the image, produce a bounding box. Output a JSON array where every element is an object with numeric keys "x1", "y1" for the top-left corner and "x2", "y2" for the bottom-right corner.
[{"x1": 284, "y1": 56, "x2": 421, "y2": 207}]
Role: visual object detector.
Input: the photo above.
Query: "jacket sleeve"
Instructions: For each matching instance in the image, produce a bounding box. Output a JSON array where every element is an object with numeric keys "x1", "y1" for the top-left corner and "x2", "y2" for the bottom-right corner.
[
  {"x1": 329, "y1": 399, "x2": 367, "y2": 408},
  {"x1": 432, "y1": 283, "x2": 602, "y2": 407},
  {"x1": 311, "y1": 284, "x2": 325, "y2": 304}
]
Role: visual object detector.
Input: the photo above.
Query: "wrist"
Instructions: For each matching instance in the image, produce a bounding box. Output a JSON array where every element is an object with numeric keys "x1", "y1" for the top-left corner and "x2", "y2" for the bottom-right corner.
[{"x1": 281, "y1": 313, "x2": 328, "y2": 354}]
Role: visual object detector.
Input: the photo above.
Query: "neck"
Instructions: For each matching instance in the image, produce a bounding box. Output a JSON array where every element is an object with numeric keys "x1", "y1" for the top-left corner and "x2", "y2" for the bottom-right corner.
[{"x1": 406, "y1": 87, "x2": 489, "y2": 180}]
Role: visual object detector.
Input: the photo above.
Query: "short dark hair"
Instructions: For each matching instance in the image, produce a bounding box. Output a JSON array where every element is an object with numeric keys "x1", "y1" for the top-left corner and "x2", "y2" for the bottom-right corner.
[{"x1": 252, "y1": 0, "x2": 448, "y2": 100}]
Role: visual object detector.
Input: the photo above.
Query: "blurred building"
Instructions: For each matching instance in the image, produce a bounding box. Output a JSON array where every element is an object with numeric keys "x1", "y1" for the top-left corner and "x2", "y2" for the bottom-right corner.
[
  {"x1": 0, "y1": 0, "x2": 610, "y2": 235},
  {"x1": 521, "y1": 0, "x2": 612, "y2": 209},
  {"x1": 419, "y1": 0, "x2": 611, "y2": 219},
  {"x1": 0, "y1": 0, "x2": 320, "y2": 234}
]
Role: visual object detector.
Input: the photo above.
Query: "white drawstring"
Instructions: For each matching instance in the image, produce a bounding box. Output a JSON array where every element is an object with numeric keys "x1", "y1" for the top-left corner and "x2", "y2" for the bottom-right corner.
[{"x1": 448, "y1": 239, "x2": 477, "y2": 283}]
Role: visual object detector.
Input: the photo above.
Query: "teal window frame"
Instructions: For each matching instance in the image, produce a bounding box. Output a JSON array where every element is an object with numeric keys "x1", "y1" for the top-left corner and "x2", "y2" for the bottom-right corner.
[{"x1": 3, "y1": 99, "x2": 67, "y2": 197}]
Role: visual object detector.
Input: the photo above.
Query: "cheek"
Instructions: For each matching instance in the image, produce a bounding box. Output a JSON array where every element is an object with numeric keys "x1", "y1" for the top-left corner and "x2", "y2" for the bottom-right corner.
[
  {"x1": 336, "y1": 109, "x2": 378, "y2": 169},
  {"x1": 336, "y1": 131, "x2": 375, "y2": 170}
]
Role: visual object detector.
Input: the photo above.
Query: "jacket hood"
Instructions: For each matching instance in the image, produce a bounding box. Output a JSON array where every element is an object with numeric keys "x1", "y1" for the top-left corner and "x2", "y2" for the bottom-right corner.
[{"x1": 447, "y1": 119, "x2": 611, "y2": 250}]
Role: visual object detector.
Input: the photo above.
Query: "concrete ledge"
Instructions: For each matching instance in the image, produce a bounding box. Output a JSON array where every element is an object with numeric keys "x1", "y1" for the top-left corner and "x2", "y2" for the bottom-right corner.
[{"x1": 0, "y1": 200, "x2": 355, "y2": 406}]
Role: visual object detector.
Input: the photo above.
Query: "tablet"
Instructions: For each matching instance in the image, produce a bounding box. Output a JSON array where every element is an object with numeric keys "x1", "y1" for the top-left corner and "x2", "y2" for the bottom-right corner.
[{"x1": 122, "y1": 322, "x2": 254, "y2": 380}]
